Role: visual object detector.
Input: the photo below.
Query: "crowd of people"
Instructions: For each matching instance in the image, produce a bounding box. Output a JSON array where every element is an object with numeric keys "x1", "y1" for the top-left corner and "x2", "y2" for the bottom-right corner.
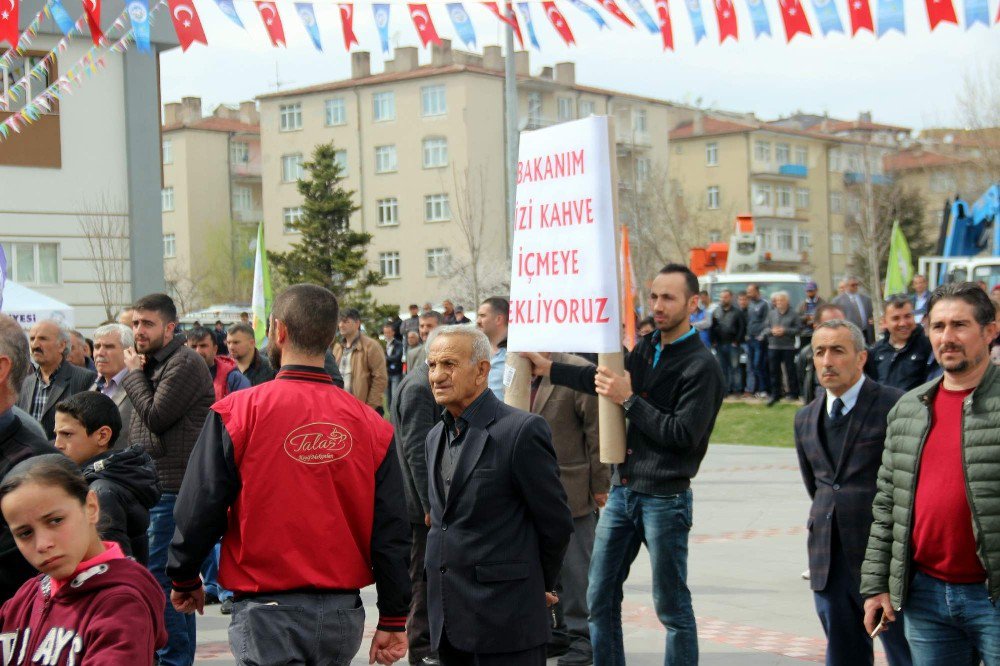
[{"x1": 0, "y1": 263, "x2": 997, "y2": 666}]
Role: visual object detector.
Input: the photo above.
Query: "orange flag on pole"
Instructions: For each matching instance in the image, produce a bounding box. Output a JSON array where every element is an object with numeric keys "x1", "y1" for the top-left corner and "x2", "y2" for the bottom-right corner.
[{"x1": 621, "y1": 225, "x2": 637, "y2": 350}]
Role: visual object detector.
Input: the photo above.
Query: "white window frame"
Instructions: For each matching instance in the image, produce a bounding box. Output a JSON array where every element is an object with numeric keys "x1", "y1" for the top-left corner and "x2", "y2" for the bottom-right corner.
[
  {"x1": 1, "y1": 242, "x2": 60, "y2": 285},
  {"x1": 706, "y1": 142, "x2": 718, "y2": 166},
  {"x1": 424, "y1": 194, "x2": 451, "y2": 223},
  {"x1": 334, "y1": 149, "x2": 348, "y2": 172},
  {"x1": 776, "y1": 227, "x2": 794, "y2": 251},
  {"x1": 426, "y1": 247, "x2": 450, "y2": 276},
  {"x1": 635, "y1": 158, "x2": 651, "y2": 183},
  {"x1": 422, "y1": 137, "x2": 448, "y2": 169},
  {"x1": 794, "y1": 146, "x2": 808, "y2": 166},
  {"x1": 798, "y1": 230, "x2": 811, "y2": 251},
  {"x1": 375, "y1": 145, "x2": 398, "y2": 174},
  {"x1": 777, "y1": 185, "x2": 793, "y2": 208},
  {"x1": 753, "y1": 183, "x2": 772, "y2": 206},
  {"x1": 377, "y1": 198, "x2": 399, "y2": 226},
  {"x1": 232, "y1": 185, "x2": 253, "y2": 211},
  {"x1": 279, "y1": 103, "x2": 302, "y2": 131},
  {"x1": 230, "y1": 141, "x2": 249, "y2": 164},
  {"x1": 830, "y1": 191, "x2": 843, "y2": 214},
  {"x1": 162, "y1": 139, "x2": 173, "y2": 165},
  {"x1": 831, "y1": 232, "x2": 845, "y2": 255},
  {"x1": 557, "y1": 97, "x2": 575, "y2": 122},
  {"x1": 754, "y1": 140, "x2": 771, "y2": 162},
  {"x1": 282, "y1": 207, "x2": 304, "y2": 234},
  {"x1": 775, "y1": 143, "x2": 790, "y2": 164},
  {"x1": 527, "y1": 92, "x2": 543, "y2": 125},
  {"x1": 281, "y1": 154, "x2": 304, "y2": 182},
  {"x1": 579, "y1": 100, "x2": 595, "y2": 117},
  {"x1": 373, "y1": 92, "x2": 396, "y2": 122},
  {"x1": 633, "y1": 109, "x2": 648, "y2": 134},
  {"x1": 421, "y1": 85, "x2": 446, "y2": 117},
  {"x1": 325, "y1": 97, "x2": 346, "y2": 126},
  {"x1": 706, "y1": 186, "x2": 720, "y2": 210},
  {"x1": 161, "y1": 187, "x2": 174, "y2": 212},
  {"x1": 163, "y1": 234, "x2": 176, "y2": 259},
  {"x1": 795, "y1": 187, "x2": 810, "y2": 209},
  {"x1": 379, "y1": 251, "x2": 401, "y2": 278}
]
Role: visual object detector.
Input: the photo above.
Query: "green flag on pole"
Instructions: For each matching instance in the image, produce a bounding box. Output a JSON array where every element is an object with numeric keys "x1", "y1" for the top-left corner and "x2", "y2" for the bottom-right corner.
[
  {"x1": 884, "y1": 220, "x2": 913, "y2": 299},
  {"x1": 251, "y1": 223, "x2": 272, "y2": 348}
]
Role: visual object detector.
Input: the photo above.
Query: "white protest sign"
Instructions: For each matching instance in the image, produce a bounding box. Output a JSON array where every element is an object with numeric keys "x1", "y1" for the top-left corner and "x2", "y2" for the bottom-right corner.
[{"x1": 507, "y1": 115, "x2": 622, "y2": 353}]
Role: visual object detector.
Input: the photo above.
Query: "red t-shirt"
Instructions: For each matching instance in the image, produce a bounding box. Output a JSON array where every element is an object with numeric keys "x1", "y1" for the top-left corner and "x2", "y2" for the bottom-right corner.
[{"x1": 911, "y1": 386, "x2": 987, "y2": 583}]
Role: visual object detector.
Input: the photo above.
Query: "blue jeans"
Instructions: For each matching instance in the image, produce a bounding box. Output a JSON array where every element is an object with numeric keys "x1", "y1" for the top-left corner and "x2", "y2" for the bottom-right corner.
[
  {"x1": 587, "y1": 486, "x2": 696, "y2": 666},
  {"x1": 715, "y1": 344, "x2": 741, "y2": 393},
  {"x1": 746, "y1": 338, "x2": 770, "y2": 394},
  {"x1": 148, "y1": 493, "x2": 197, "y2": 666},
  {"x1": 904, "y1": 571, "x2": 1000, "y2": 665},
  {"x1": 201, "y1": 542, "x2": 233, "y2": 602}
]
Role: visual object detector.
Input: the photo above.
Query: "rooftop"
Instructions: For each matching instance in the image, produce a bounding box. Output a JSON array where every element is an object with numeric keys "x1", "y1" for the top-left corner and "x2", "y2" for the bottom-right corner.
[
  {"x1": 162, "y1": 117, "x2": 260, "y2": 134},
  {"x1": 884, "y1": 148, "x2": 969, "y2": 172},
  {"x1": 669, "y1": 116, "x2": 835, "y2": 142}
]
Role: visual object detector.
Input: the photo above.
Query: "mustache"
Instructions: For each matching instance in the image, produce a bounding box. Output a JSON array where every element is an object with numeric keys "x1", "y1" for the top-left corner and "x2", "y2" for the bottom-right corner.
[{"x1": 938, "y1": 344, "x2": 964, "y2": 354}]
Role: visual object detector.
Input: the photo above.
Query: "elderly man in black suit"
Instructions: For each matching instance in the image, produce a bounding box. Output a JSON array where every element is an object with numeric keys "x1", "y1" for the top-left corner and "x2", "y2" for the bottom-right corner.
[
  {"x1": 794, "y1": 319, "x2": 911, "y2": 666},
  {"x1": 424, "y1": 325, "x2": 573, "y2": 666}
]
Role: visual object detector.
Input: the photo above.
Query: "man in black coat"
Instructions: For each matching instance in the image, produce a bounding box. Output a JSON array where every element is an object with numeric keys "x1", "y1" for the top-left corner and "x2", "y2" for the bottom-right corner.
[
  {"x1": 794, "y1": 319, "x2": 911, "y2": 666},
  {"x1": 384, "y1": 323, "x2": 404, "y2": 410},
  {"x1": 864, "y1": 294, "x2": 935, "y2": 392},
  {"x1": 424, "y1": 325, "x2": 573, "y2": 666}
]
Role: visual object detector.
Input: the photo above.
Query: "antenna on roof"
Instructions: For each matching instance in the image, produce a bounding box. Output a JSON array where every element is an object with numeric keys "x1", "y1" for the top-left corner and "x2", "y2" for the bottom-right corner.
[{"x1": 270, "y1": 60, "x2": 290, "y2": 92}]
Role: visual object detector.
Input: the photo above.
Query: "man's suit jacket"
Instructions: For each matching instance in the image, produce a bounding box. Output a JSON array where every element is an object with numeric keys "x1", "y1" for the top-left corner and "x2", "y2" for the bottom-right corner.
[
  {"x1": 89, "y1": 378, "x2": 134, "y2": 450},
  {"x1": 390, "y1": 363, "x2": 438, "y2": 524},
  {"x1": 531, "y1": 353, "x2": 609, "y2": 517},
  {"x1": 424, "y1": 390, "x2": 574, "y2": 654},
  {"x1": 832, "y1": 292, "x2": 875, "y2": 343},
  {"x1": 17, "y1": 362, "x2": 96, "y2": 439},
  {"x1": 793, "y1": 378, "x2": 903, "y2": 591},
  {"x1": 407, "y1": 344, "x2": 426, "y2": 374}
]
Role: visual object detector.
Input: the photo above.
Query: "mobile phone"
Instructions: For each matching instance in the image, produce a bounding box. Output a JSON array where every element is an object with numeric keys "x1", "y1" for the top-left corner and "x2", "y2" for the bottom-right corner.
[{"x1": 869, "y1": 610, "x2": 887, "y2": 638}]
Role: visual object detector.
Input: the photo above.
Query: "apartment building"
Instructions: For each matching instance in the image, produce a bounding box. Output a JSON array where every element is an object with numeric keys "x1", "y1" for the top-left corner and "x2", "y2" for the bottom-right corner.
[
  {"x1": 885, "y1": 148, "x2": 989, "y2": 232},
  {"x1": 0, "y1": 0, "x2": 176, "y2": 333},
  {"x1": 256, "y1": 41, "x2": 697, "y2": 308},
  {"x1": 160, "y1": 97, "x2": 262, "y2": 311}
]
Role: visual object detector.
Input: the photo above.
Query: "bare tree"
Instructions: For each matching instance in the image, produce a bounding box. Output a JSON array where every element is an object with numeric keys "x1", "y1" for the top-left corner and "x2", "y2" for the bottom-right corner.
[
  {"x1": 164, "y1": 255, "x2": 205, "y2": 315},
  {"x1": 78, "y1": 192, "x2": 130, "y2": 322},
  {"x1": 957, "y1": 60, "x2": 1000, "y2": 185}
]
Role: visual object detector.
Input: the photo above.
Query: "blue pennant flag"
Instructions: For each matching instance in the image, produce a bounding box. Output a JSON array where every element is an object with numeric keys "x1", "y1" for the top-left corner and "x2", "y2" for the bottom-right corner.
[
  {"x1": 623, "y1": 0, "x2": 658, "y2": 33},
  {"x1": 127, "y1": 0, "x2": 151, "y2": 51},
  {"x1": 683, "y1": 0, "x2": 706, "y2": 43},
  {"x1": 964, "y1": 0, "x2": 989, "y2": 28},
  {"x1": 567, "y1": 0, "x2": 608, "y2": 29},
  {"x1": 744, "y1": 0, "x2": 770, "y2": 37},
  {"x1": 295, "y1": 2, "x2": 322, "y2": 50},
  {"x1": 49, "y1": 0, "x2": 76, "y2": 35},
  {"x1": 373, "y1": 3, "x2": 391, "y2": 53},
  {"x1": 446, "y1": 2, "x2": 476, "y2": 47},
  {"x1": 810, "y1": 0, "x2": 842, "y2": 35},
  {"x1": 876, "y1": 0, "x2": 904, "y2": 36},
  {"x1": 516, "y1": 3, "x2": 541, "y2": 49},
  {"x1": 213, "y1": 0, "x2": 245, "y2": 28}
]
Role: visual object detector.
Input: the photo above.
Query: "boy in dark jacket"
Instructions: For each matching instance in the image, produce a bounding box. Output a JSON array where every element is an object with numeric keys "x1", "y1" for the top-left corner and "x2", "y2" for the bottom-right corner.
[{"x1": 52, "y1": 392, "x2": 161, "y2": 563}]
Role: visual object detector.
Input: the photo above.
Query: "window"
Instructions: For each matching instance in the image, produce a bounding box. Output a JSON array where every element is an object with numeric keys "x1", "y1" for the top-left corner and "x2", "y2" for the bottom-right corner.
[
  {"x1": 426, "y1": 247, "x2": 450, "y2": 276},
  {"x1": 281, "y1": 154, "x2": 304, "y2": 182},
  {"x1": 162, "y1": 139, "x2": 173, "y2": 165},
  {"x1": 830, "y1": 191, "x2": 843, "y2": 214},
  {"x1": 421, "y1": 85, "x2": 446, "y2": 116},
  {"x1": 373, "y1": 92, "x2": 395, "y2": 121},
  {"x1": 279, "y1": 103, "x2": 302, "y2": 131},
  {"x1": 754, "y1": 140, "x2": 771, "y2": 162},
  {"x1": 1, "y1": 54, "x2": 54, "y2": 114},
  {"x1": 422, "y1": 137, "x2": 448, "y2": 168},
  {"x1": 831, "y1": 233, "x2": 844, "y2": 254},
  {"x1": 849, "y1": 235, "x2": 861, "y2": 253},
  {"x1": 377, "y1": 198, "x2": 399, "y2": 226},
  {"x1": 161, "y1": 187, "x2": 174, "y2": 212},
  {"x1": 775, "y1": 143, "x2": 790, "y2": 164},
  {"x1": 230, "y1": 141, "x2": 249, "y2": 164},
  {"x1": 798, "y1": 230, "x2": 811, "y2": 250},
  {"x1": 706, "y1": 186, "x2": 720, "y2": 210},
  {"x1": 760, "y1": 227, "x2": 773, "y2": 250},
  {"x1": 708, "y1": 231, "x2": 721, "y2": 243},
  {"x1": 776, "y1": 228, "x2": 794, "y2": 251},
  {"x1": 633, "y1": 109, "x2": 648, "y2": 134},
  {"x1": 334, "y1": 149, "x2": 348, "y2": 171},
  {"x1": 706, "y1": 142, "x2": 718, "y2": 166},
  {"x1": 777, "y1": 185, "x2": 792, "y2": 208},
  {"x1": 1, "y1": 242, "x2": 59, "y2": 285},
  {"x1": 375, "y1": 145, "x2": 398, "y2": 173},
  {"x1": 527, "y1": 92, "x2": 543, "y2": 125},
  {"x1": 379, "y1": 251, "x2": 400, "y2": 278},
  {"x1": 847, "y1": 196, "x2": 861, "y2": 215},
  {"x1": 162, "y1": 234, "x2": 176, "y2": 259},
  {"x1": 635, "y1": 158, "x2": 650, "y2": 182},
  {"x1": 828, "y1": 150, "x2": 840, "y2": 172},
  {"x1": 232, "y1": 186, "x2": 252, "y2": 211},
  {"x1": 325, "y1": 98, "x2": 346, "y2": 126},
  {"x1": 557, "y1": 97, "x2": 575, "y2": 122},
  {"x1": 794, "y1": 146, "x2": 808, "y2": 166},
  {"x1": 282, "y1": 207, "x2": 304, "y2": 233},
  {"x1": 795, "y1": 187, "x2": 810, "y2": 209},
  {"x1": 752, "y1": 183, "x2": 772, "y2": 206},
  {"x1": 425, "y1": 194, "x2": 451, "y2": 222},
  {"x1": 579, "y1": 100, "x2": 595, "y2": 117}
]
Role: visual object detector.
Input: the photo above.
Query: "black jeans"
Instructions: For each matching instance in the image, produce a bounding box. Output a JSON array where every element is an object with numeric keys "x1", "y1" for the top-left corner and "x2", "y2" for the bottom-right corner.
[
  {"x1": 767, "y1": 348, "x2": 799, "y2": 399},
  {"x1": 409, "y1": 521, "x2": 435, "y2": 664}
]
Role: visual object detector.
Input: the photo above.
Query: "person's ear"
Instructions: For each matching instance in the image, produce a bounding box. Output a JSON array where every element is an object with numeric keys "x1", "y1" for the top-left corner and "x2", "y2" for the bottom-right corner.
[
  {"x1": 95, "y1": 425, "x2": 114, "y2": 448},
  {"x1": 85, "y1": 490, "x2": 100, "y2": 526}
]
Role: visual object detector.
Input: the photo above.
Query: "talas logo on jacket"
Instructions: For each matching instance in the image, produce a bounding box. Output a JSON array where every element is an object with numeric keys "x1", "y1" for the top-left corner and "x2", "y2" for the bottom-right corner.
[
  {"x1": 2, "y1": 627, "x2": 82, "y2": 665},
  {"x1": 284, "y1": 422, "x2": 354, "y2": 465}
]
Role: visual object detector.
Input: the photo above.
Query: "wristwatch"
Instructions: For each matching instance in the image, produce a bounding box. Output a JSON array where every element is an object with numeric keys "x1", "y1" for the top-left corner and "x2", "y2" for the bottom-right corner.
[{"x1": 622, "y1": 394, "x2": 639, "y2": 413}]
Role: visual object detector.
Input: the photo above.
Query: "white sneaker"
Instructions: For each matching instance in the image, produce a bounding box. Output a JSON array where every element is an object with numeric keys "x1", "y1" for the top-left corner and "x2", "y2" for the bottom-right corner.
[{"x1": 801, "y1": 569, "x2": 810, "y2": 580}]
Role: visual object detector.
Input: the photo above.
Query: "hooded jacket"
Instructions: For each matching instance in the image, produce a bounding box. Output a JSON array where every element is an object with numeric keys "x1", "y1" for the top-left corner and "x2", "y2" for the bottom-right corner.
[
  {"x1": 0, "y1": 555, "x2": 166, "y2": 664},
  {"x1": 81, "y1": 446, "x2": 161, "y2": 564},
  {"x1": 210, "y1": 355, "x2": 251, "y2": 401}
]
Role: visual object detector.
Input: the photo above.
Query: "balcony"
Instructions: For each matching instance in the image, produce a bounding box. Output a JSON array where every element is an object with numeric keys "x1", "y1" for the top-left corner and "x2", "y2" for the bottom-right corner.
[
  {"x1": 751, "y1": 204, "x2": 797, "y2": 219},
  {"x1": 752, "y1": 162, "x2": 808, "y2": 179},
  {"x1": 843, "y1": 172, "x2": 892, "y2": 186},
  {"x1": 230, "y1": 161, "x2": 262, "y2": 179},
  {"x1": 616, "y1": 129, "x2": 651, "y2": 151},
  {"x1": 233, "y1": 209, "x2": 263, "y2": 224}
]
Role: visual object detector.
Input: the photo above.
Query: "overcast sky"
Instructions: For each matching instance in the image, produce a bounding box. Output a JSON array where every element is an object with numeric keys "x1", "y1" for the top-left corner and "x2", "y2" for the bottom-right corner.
[{"x1": 160, "y1": 0, "x2": 1000, "y2": 131}]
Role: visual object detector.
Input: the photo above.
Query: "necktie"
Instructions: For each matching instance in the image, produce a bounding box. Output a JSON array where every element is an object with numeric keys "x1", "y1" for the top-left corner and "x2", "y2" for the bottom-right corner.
[{"x1": 831, "y1": 398, "x2": 844, "y2": 421}]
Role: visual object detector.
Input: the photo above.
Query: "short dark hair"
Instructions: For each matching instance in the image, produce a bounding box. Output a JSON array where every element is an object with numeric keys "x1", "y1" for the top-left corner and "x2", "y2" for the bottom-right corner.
[
  {"x1": 55, "y1": 391, "x2": 122, "y2": 445},
  {"x1": 720, "y1": 289, "x2": 733, "y2": 297},
  {"x1": 132, "y1": 293, "x2": 177, "y2": 323},
  {"x1": 737, "y1": 290, "x2": 748, "y2": 298},
  {"x1": 419, "y1": 310, "x2": 444, "y2": 325},
  {"x1": 814, "y1": 303, "x2": 846, "y2": 323},
  {"x1": 0, "y1": 454, "x2": 90, "y2": 506},
  {"x1": 271, "y1": 284, "x2": 340, "y2": 355},
  {"x1": 340, "y1": 308, "x2": 361, "y2": 322},
  {"x1": 214, "y1": 320, "x2": 224, "y2": 326},
  {"x1": 658, "y1": 263, "x2": 700, "y2": 298},
  {"x1": 927, "y1": 282, "x2": 997, "y2": 327},
  {"x1": 480, "y1": 297, "x2": 510, "y2": 321},
  {"x1": 408, "y1": 304, "x2": 419, "y2": 310},
  {"x1": 227, "y1": 323, "x2": 255, "y2": 338},
  {"x1": 187, "y1": 326, "x2": 215, "y2": 345},
  {"x1": 883, "y1": 294, "x2": 913, "y2": 311},
  {"x1": 638, "y1": 316, "x2": 655, "y2": 330},
  {"x1": 699, "y1": 290, "x2": 709, "y2": 298}
]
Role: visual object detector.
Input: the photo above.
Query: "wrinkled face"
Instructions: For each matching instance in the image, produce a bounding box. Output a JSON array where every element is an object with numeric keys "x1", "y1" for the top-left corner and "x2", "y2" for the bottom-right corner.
[
  {"x1": 419, "y1": 316, "x2": 439, "y2": 342},
  {"x1": 338, "y1": 318, "x2": 360, "y2": 338},
  {"x1": 913, "y1": 276, "x2": 928, "y2": 294},
  {"x1": 427, "y1": 335, "x2": 489, "y2": 409},
  {"x1": 226, "y1": 331, "x2": 255, "y2": 362},
  {"x1": 407, "y1": 331, "x2": 420, "y2": 347},
  {"x1": 884, "y1": 302, "x2": 916, "y2": 345},
  {"x1": 812, "y1": 326, "x2": 866, "y2": 395},
  {"x1": 188, "y1": 336, "x2": 217, "y2": 367},
  {"x1": 443, "y1": 300, "x2": 454, "y2": 313},
  {"x1": 2, "y1": 482, "x2": 100, "y2": 581},
  {"x1": 927, "y1": 299, "x2": 996, "y2": 375},
  {"x1": 649, "y1": 273, "x2": 696, "y2": 335},
  {"x1": 29, "y1": 322, "x2": 65, "y2": 368},
  {"x1": 93, "y1": 333, "x2": 125, "y2": 378},
  {"x1": 133, "y1": 309, "x2": 173, "y2": 355},
  {"x1": 54, "y1": 413, "x2": 109, "y2": 465}
]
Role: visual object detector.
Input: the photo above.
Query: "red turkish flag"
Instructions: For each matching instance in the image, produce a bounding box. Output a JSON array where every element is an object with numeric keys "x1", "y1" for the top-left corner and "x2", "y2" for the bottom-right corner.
[
  {"x1": 714, "y1": 0, "x2": 737, "y2": 43},
  {"x1": 338, "y1": 4, "x2": 359, "y2": 50},
  {"x1": 167, "y1": 0, "x2": 207, "y2": 50},
  {"x1": 0, "y1": 0, "x2": 19, "y2": 47},
  {"x1": 482, "y1": 2, "x2": 524, "y2": 46},
  {"x1": 408, "y1": 3, "x2": 441, "y2": 46},
  {"x1": 924, "y1": 0, "x2": 957, "y2": 30},
  {"x1": 541, "y1": 1, "x2": 575, "y2": 45},
  {"x1": 653, "y1": 0, "x2": 672, "y2": 50},
  {"x1": 83, "y1": 0, "x2": 103, "y2": 45},
  {"x1": 595, "y1": 0, "x2": 634, "y2": 27},
  {"x1": 846, "y1": 0, "x2": 873, "y2": 35},
  {"x1": 777, "y1": 0, "x2": 811, "y2": 42},
  {"x1": 256, "y1": 1, "x2": 286, "y2": 46}
]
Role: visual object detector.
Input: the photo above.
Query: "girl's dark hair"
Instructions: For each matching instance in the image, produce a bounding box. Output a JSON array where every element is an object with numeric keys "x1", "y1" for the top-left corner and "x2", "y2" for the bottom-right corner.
[{"x1": 0, "y1": 455, "x2": 89, "y2": 505}]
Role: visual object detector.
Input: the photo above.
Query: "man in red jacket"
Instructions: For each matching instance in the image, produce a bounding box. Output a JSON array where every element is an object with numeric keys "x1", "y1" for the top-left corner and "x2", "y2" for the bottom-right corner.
[
  {"x1": 186, "y1": 327, "x2": 251, "y2": 401},
  {"x1": 167, "y1": 284, "x2": 411, "y2": 666}
]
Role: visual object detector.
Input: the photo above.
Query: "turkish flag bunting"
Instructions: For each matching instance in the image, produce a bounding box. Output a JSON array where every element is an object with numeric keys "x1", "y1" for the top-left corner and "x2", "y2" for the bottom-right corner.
[
  {"x1": 408, "y1": 3, "x2": 441, "y2": 46},
  {"x1": 256, "y1": 1, "x2": 286, "y2": 46},
  {"x1": 483, "y1": 3, "x2": 524, "y2": 46},
  {"x1": 541, "y1": 2, "x2": 575, "y2": 45},
  {"x1": 653, "y1": 0, "x2": 672, "y2": 50},
  {"x1": 167, "y1": 0, "x2": 207, "y2": 50},
  {"x1": 846, "y1": 0, "x2": 873, "y2": 35},
  {"x1": 338, "y1": 4, "x2": 359, "y2": 49},
  {"x1": 714, "y1": 0, "x2": 737, "y2": 42},
  {"x1": 0, "y1": 0, "x2": 19, "y2": 47},
  {"x1": 924, "y1": 0, "x2": 957, "y2": 30},
  {"x1": 83, "y1": 0, "x2": 103, "y2": 45},
  {"x1": 777, "y1": 0, "x2": 811, "y2": 41},
  {"x1": 595, "y1": 0, "x2": 634, "y2": 27}
]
